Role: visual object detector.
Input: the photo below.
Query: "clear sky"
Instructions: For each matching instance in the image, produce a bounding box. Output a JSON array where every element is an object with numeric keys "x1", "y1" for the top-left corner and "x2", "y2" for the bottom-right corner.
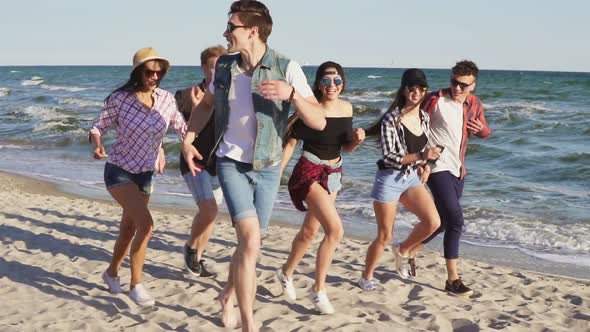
[{"x1": 2, "y1": 0, "x2": 588, "y2": 72}]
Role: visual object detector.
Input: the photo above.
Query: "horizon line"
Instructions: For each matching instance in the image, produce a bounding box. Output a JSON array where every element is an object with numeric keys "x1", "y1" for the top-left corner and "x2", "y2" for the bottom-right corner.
[{"x1": 0, "y1": 64, "x2": 588, "y2": 74}]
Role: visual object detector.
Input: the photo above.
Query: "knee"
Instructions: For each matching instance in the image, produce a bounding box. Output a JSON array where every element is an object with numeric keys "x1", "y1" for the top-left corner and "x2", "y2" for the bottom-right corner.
[
  {"x1": 428, "y1": 216, "x2": 442, "y2": 233},
  {"x1": 375, "y1": 230, "x2": 392, "y2": 247},
  {"x1": 198, "y1": 206, "x2": 218, "y2": 223},
  {"x1": 325, "y1": 224, "x2": 344, "y2": 243},
  {"x1": 240, "y1": 237, "x2": 260, "y2": 258},
  {"x1": 135, "y1": 223, "x2": 154, "y2": 239},
  {"x1": 119, "y1": 223, "x2": 136, "y2": 238},
  {"x1": 299, "y1": 226, "x2": 319, "y2": 243}
]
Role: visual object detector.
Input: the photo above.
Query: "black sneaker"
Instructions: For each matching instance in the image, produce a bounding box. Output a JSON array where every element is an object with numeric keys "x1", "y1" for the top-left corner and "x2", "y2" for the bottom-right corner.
[
  {"x1": 445, "y1": 279, "x2": 473, "y2": 297},
  {"x1": 184, "y1": 244, "x2": 216, "y2": 278}
]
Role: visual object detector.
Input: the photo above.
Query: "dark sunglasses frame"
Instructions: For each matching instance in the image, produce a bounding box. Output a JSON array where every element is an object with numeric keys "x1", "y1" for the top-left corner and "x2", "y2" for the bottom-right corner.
[
  {"x1": 226, "y1": 22, "x2": 248, "y2": 33},
  {"x1": 143, "y1": 69, "x2": 164, "y2": 78},
  {"x1": 450, "y1": 77, "x2": 475, "y2": 90},
  {"x1": 320, "y1": 77, "x2": 343, "y2": 87},
  {"x1": 406, "y1": 86, "x2": 428, "y2": 93}
]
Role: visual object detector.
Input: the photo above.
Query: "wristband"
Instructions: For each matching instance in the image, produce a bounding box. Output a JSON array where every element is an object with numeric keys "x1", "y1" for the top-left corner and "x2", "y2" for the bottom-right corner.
[{"x1": 287, "y1": 86, "x2": 296, "y2": 103}]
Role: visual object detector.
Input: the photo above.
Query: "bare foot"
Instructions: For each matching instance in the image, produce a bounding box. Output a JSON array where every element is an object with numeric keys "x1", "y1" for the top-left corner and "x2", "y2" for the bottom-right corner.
[{"x1": 218, "y1": 292, "x2": 238, "y2": 329}]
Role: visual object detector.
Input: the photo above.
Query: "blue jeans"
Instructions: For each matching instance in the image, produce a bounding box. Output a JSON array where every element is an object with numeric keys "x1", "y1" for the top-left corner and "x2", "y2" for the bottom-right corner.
[
  {"x1": 371, "y1": 167, "x2": 422, "y2": 203},
  {"x1": 216, "y1": 156, "x2": 281, "y2": 235},
  {"x1": 104, "y1": 162, "x2": 154, "y2": 195},
  {"x1": 183, "y1": 171, "x2": 223, "y2": 204}
]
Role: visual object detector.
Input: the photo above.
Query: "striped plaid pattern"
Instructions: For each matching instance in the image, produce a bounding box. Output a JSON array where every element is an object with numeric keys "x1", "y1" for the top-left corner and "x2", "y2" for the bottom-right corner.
[
  {"x1": 90, "y1": 88, "x2": 186, "y2": 173},
  {"x1": 380, "y1": 108, "x2": 430, "y2": 179}
]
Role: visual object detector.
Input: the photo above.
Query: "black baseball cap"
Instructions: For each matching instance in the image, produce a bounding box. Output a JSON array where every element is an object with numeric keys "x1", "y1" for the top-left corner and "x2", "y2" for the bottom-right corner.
[{"x1": 401, "y1": 68, "x2": 428, "y2": 87}]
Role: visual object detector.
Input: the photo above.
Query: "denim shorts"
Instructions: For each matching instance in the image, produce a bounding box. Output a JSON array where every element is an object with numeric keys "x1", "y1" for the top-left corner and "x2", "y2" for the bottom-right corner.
[
  {"x1": 302, "y1": 151, "x2": 342, "y2": 192},
  {"x1": 216, "y1": 156, "x2": 281, "y2": 234},
  {"x1": 183, "y1": 171, "x2": 223, "y2": 204},
  {"x1": 104, "y1": 162, "x2": 154, "y2": 195},
  {"x1": 371, "y1": 168, "x2": 422, "y2": 203}
]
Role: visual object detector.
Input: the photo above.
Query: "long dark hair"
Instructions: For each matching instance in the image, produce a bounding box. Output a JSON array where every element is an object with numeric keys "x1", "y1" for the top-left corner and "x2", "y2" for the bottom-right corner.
[
  {"x1": 104, "y1": 59, "x2": 168, "y2": 104},
  {"x1": 365, "y1": 69, "x2": 428, "y2": 136}
]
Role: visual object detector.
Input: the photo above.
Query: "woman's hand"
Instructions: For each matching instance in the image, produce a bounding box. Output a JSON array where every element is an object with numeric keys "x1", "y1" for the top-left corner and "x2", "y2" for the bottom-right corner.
[
  {"x1": 421, "y1": 146, "x2": 443, "y2": 161},
  {"x1": 354, "y1": 128, "x2": 366, "y2": 145},
  {"x1": 93, "y1": 144, "x2": 107, "y2": 160},
  {"x1": 418, "y1": 164, "x2": 431, "y2": 183},
  {"x1": 156, "y1": 147, "x2": 166, "y2": 175}
]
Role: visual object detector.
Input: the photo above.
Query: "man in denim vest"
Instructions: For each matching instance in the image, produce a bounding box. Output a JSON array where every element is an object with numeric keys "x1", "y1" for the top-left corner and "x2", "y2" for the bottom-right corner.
[{"x1": 182, "y1": 1, "x2": 325, "y2": 330}]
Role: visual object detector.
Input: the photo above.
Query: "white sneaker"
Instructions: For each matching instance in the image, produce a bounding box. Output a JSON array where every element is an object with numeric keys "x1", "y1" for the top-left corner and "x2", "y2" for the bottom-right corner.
[
  {"x1": 129, "y1": 284, "x2": 156, "y2": 306},
  {"x1": 309, "y1": 290, "x2": 335, "y2": 314},
  {"x1": 275, "y1": 267, "x2": 296, "y2": 301},
  {"x1": 392, "y1": 243, "x2": 409, "y2": 279},
  {"x1": 102, "y1": 270, "x2": 123, "y2": 294}
]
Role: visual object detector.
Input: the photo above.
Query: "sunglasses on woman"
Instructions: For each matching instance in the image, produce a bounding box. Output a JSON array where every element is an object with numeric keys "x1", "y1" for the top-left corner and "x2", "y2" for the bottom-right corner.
[
  {"x1": 320, "y1": 77, "x2": 343, "y2": 87},
  {"x1": 406, "y1": 86, "x2": 427, "y2": 93},
  {"x1": 143, "y1": 69, "x2": 164, "y2": 78}
]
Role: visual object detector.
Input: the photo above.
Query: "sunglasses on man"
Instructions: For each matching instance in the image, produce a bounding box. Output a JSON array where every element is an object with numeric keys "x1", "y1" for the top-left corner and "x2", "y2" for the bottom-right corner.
[
  {"x1": 450, "y1": 77, "x2": 475, "y2": 90},
  {"x1": 226, "y1": 22, "x2": 248, "y2": 33},
  {"x1": 320, "y1": 77, "x2": 343, "y2": 87}
]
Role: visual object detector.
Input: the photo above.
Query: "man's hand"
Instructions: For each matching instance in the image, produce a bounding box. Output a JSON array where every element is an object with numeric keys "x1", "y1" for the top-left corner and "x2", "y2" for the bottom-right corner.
[
  {"x1": 467, "y1": 118, "x2": 484, "y2": 135},
  {"x1": 190, "y1": 86, "x2": 205, "y2": 109},
  {"x1": 181, "y1": 142, "x2": 204, "y2": 176},
  {"x1": 257, "y1": 80, "x2": 293, "y2": 100}
]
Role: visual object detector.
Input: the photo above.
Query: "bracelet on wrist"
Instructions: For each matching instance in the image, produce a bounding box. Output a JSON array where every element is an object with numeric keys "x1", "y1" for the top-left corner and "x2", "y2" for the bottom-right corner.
[{"x1": 287, "y1": 86, "x2": 296, "y2": 103}]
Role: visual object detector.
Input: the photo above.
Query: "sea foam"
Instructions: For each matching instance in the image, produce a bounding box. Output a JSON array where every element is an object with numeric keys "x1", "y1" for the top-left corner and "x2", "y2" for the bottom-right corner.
[{"x1": 41, "y1": 84, "x2": 90, "y2": 92}]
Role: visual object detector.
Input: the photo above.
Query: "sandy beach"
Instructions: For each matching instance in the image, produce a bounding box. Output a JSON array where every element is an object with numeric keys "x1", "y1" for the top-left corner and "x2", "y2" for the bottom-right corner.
[{"x1": 0, "y1": 171, "x2": 588, "y2": 331}]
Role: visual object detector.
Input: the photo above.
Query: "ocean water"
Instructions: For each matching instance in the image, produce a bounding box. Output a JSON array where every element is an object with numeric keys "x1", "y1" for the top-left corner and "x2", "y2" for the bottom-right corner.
[{"x1": 0, "y1": 66, "x2": 589, "y2": 271}]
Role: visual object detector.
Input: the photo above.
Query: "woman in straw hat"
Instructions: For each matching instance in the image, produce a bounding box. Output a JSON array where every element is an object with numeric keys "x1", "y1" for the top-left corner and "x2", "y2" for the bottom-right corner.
[{"x1": 89, "y1": 47, "x2": 186, "y2": 306}]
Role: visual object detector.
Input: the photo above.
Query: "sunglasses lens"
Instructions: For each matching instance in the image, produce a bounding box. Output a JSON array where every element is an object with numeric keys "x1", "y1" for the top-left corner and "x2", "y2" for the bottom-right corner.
[{"x1": 321, "y1": 77, "x2": 343, "y2": 87}]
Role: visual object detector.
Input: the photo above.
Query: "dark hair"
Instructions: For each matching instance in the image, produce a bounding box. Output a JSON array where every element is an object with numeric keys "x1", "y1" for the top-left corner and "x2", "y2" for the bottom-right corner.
[
  {"x1": 282, "y1": 61, "x2": 346, "y2": 145},
  {"x1": 365, "y1": 68, "x2": 429, "y2": 136},
  {"x1": 312, "y1": 61, "x2": 346, "y2": 101},
  {"x1": 452, "y1": 60, "x2": 479, "y2": 78},
  {"x1": 200, "y1": 45, "x2": 227, "y2": 65},
  {"x1": 104, "y1": 59, "x2": 168, "y2": 104},
  {"x1": 229, "y1": 1, "x2": 273, "y2": 42}
]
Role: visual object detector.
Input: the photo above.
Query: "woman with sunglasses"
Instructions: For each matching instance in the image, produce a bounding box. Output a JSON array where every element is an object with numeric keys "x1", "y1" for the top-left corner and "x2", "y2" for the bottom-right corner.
[
  {"x1": 89, "y1": 47, "x2": 186, "y2": 306},
  {"x1": 276, "y1": 61, "x2": 365, "y2": 314},
  {"x1": 358, "y1": 69, "x2": 442, "y2": 291}
]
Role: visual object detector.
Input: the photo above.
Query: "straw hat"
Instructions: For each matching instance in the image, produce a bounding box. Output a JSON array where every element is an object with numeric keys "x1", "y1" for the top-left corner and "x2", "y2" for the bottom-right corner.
[{"x1": 131, "y1": 47, "x2": 170, "y2": 72}]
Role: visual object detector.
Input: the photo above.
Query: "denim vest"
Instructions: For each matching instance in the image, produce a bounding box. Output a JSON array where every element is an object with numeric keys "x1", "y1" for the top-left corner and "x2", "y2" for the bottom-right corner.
[{"x1": 212, "y1": 47, "x2": 292, "y2": 170}]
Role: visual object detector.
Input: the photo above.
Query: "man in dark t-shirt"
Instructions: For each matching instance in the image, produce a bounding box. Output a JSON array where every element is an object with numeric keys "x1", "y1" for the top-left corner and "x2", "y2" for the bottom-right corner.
[{"x1": 175, "y1": 45, "x2": 226, "y2": 278}]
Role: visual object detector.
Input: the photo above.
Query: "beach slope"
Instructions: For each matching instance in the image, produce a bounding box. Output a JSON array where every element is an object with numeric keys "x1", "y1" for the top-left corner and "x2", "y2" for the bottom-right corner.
[{"x1": 0, "y1": 171, "x2": 588, "y2": 331}]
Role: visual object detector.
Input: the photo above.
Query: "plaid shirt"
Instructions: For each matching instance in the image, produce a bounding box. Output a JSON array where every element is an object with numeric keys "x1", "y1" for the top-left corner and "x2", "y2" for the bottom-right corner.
[
  {"x1": 379, "y1": 108, "x2": 431, "y2": 179},
  {"x1": 422, "y1": 89, "x2": 491, "y2": 179},
  {"x1": 288, "y1": 156, "x2": 342, "y2": 211},
  {"x1": 90, "y1": 88, "x2": 186, "y2": 173}
]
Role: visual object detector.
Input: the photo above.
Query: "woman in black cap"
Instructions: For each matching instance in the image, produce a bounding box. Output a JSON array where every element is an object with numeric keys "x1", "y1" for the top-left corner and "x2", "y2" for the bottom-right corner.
[{"x1": 358, "y1": 69, "x2": 443, "y2": 291}]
